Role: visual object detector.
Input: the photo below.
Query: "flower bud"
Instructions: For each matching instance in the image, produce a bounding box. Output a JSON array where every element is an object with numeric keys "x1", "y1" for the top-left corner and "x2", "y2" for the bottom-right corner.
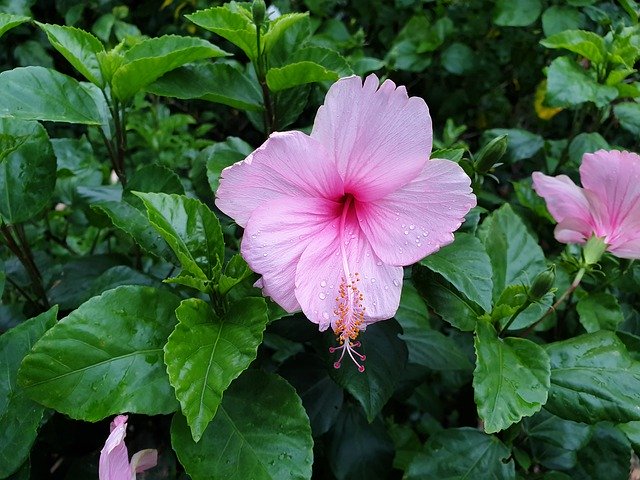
[
  {"x1": 252, "y1": 0, "x2": 266, "y2": 26},
  {"x1": 474, "y1": 134, "x2": 508, "y2": 174},
  {"x1": 528, "y1": 265, "x2": 555, "y2": 301}
]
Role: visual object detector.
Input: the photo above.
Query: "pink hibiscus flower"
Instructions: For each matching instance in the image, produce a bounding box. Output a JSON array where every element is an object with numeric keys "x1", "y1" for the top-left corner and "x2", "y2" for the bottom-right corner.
[
  {"x1": 532, "y1": 149, "x2": 640, "y2": 259},
  {"x1": 99, "y1": 415, "x2": 157, "y2": 480},
  {"x1": 215, "y1": 74, "x2": 476, "y2": 370}
]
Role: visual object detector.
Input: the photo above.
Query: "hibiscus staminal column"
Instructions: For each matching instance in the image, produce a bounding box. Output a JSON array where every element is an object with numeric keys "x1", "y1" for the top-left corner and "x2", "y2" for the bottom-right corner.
[{"x1": 329, "y1": 195, "x2": 367, "y2": 371}]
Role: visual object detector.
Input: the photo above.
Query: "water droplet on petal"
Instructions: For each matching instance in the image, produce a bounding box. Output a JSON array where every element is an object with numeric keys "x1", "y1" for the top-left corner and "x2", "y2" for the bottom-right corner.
[
  {"x1": 393, "y1": 279, "x2": 400, "y2": 287},
  {"x1": 263, "y1": 253, "x2": 267, "y2": 257},
  {"x1": 319, "y1": 293, "x2": 326, "y2": 300},
  {"x1": 251, "y1": 234, "x2": 257, "y2": 239},
  {"x1": 371, "y1": 278, "x2": 376, "y2": 283},
  {"x1": 384, "y1": 285, "x2": 389, "y2": 290},
  {"x1": 322, "y1": 311, "x2": 330, "y2": 320},
  {"x1": 403, "y1": 230, "x2": 409, "y2": 235},
  {"x1": 320, "y1": 280, "x2": 327, "y2": 287},
  {"x1": 376, "y1": 261, "x2": 382, "y2": 266},
  {"x1": 409, "y1": 224, "x2": 415, "y2": 230}
]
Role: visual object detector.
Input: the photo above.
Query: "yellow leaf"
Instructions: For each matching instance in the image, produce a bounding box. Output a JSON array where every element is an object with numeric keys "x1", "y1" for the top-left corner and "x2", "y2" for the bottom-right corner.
[{"x1": 534, "y1": 80, "x2": 563, "y2": 121}]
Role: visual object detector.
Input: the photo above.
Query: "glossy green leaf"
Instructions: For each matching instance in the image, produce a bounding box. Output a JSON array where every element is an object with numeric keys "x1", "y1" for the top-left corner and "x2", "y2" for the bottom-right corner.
[
  {"x1": 0, "y1": 259, "x2": 4, "y2": 299},
  {"x1": 0, "y1": 66, "x2": 102, "y2": 124},
  {"x1": 0, "y1": 306, "x2": 57, "y2": 478},
  {"x1": 396, "y1": 283, "x2": 472, "y2": 370},
  {"x1": 493, "y1": 285, "x2": 554, "y2": 331},
  {"x1": 614, "y1": 102, "x2": 640, "y2": 135},
  {"x1": 576, "y1": 292, "x2": 624, "y2": 333},
  {"x1": 329, "y1": 320, "x2": 407, "y2": 422},
  {"x1": 420, "y1": 233, "x2": 493, "y2": 312},
  {"x1": 18, "y1": 286, "x2": 180, "y2": 420},
  {"x1": 0, "y1": 13, "x2": 30, "y2": 39},
  {"x1": 540, "y1": 29, "x2": 606, "y2": 65},
  {"x1": 218, "y1": 254, "x2": 253, "y2": 296},
  {"x1": 567, "y1": 132, "x2": 609, "y2": 166},
  {"x1": 546, "y1": 56, "x2": 618, "y2": 108},
  {"x1": 165, "y1": 298, "x2": 268, "y2": 442},
  {"x1": 135, "y1": 192, "x2": 225, "y2": 280},
  {"x1": 541, "y1": 6, "x2": 585, "y2": 37},
  {"x1": 405, "y1": 428, "x2": 515, "y2": 479},
  {"x1": 0, "y1": 118, "x2": 56, "y2": 224},
  {"x1": 123, "y1": 163, "x2": 185, "y2": 210},
  {"x1": 278, "y1": 353, "x2": 343, "y2": 436},
  {"x1": 91, "y1": 201, "x2": 174, "y2": 260},
  {"x1": 441, "y1": 42, "x2": 476, "y2": 75},
  {"x1": 36, "y1": 22, "x2": 105, "y2": 86},
  {"x1": 266, "y1": 46, "x2": 351, "y2": 91},
  {"x1": 493, "y1": 0, "x2": 541, "y2": 26},
  {"x1": 186, "y1": 5, "x2": 257, "y2": 61},
  {"x1": 474, "y1": 320, "x2": 550, "y2": 433},
  {"x1": 171, "y1": 370, "x2": 313, "y2": 480},
  {"x1": 327, "y1": 403, "x2": 394, "y2": 480},
  {"x1": 413, "y1": 266, "x2": 482, "y2": 331},
  {"x1": 524, "y1": 409, "x2": 592, "y2": 471},
  {"x1": 148, "y1": 63, "x2": 263, "y2": 111},
  {"x1": 478, "y1": 203, "x2": 546, "y2": 301},
  {"x1": 618, "y1": 420, "x2": 640, "y2": 452},
  {"x1": 545, "y1": 331, "x2": 640, "y2": 423},
  {"x1": 111, "y1": 35, "x2": 228, "y2": 100}
]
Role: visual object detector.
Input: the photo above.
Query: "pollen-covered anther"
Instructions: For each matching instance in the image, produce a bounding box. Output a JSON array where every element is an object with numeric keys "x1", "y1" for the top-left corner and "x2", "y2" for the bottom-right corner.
[{"x1": 330, "y1": 273, "x2": 367, "y2": 372}]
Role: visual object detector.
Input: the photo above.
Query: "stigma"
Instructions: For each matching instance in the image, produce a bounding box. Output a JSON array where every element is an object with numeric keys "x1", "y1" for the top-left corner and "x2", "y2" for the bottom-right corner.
[{"x1": 329, "y1": 273, "x2": 367, "y2": 372}]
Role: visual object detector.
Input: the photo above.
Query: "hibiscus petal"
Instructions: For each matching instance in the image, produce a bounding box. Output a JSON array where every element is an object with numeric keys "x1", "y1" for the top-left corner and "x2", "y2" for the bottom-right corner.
[
  {"x1": 311, "y1": 74, "x2": 432, "y2": 202},
  {"x1": 532, "y1": 172, "x2": 594, "y2": 226},
  {"x1": 215, "y1": 131, "x2": 344, "y2": 227},
  {"x1": 580, "y1": 150, "x2": 640, "y2": 243},
  {"x1": 130, "y1": 449, "x2": 158, "y2": 475},
  {"x1": 554, "y1": 218, "x2": 592, "y2": 244},
  {"x1": 294, "y1": 209, "x2": 403, "y2": 331},
  {"x1": 609, "y1": 237, "x2": 640, "y2": 259},
  {"x1": 242, "y1": 197, "x2": 341, "y2": 312},
  {"x1": 355, "y1": 159, "x2": 476, "y2": 266},
  {"x1": 99, "y1": 416, "x2": 131, "y2": 480}
]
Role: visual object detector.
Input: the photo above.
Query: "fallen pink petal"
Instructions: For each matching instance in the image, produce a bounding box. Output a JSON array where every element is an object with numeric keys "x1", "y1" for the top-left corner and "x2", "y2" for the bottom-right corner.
[
  {"x1": 532, "y1": 149, "x2": 640, "y2": 259},
  {"x1": 216, "y1": 74, "x2": 476, "y2": 370},
  {"x1": 99, "y1": 415, "x2": 157, "y2": 480}
]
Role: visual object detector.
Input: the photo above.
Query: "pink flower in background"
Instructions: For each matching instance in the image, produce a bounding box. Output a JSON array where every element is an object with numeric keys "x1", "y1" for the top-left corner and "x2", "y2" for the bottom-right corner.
[
  {"x1": 216, "y1": 74, "x2": 476, "y2": 370},
  {"x1": 99, "y1": 415, "x2": 157, "y2": 480},
  {"x1": 532, "y1": 149, "x2": 640, "y2": 259}
]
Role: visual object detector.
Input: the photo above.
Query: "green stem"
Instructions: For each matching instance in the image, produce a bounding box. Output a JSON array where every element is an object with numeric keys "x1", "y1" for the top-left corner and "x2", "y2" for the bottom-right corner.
[
  {"x1": 255, "y1": 23, "x2": 274, "y2": 135},
  {"x1": 499, "y1": 300, "x2": 531, "y2": 336}
]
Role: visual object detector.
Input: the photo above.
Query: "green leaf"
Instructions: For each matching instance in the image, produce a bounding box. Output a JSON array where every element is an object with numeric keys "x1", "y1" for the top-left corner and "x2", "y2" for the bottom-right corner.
[
  {"x1": 483, "y1": 128, "x2": 544, "y2": 162},
  {"x1": 0, "y1": 13, "x2": 30, "y2": 39},
  {"x1": 478, "y1": 203, "x2": 546, "y2": 301},
  {"x1": 570, "y1": 423, "x2": 630, "y2": 480},
  {"x1": 541, "y1": 6, "x2": 586, "y2": 37},
  {"x1": 474, "y1": 320, "x2": 550, "y2": 433},
  {"x1": 494, "y1": 285, "x2": 554, "y2": 331},
  {"x1": 493, "y1": 0, "x2": 542, "y2": 26},
  {"x1": 405, "y1": 428, "x2": 515, "y2": 479},
  {"x1": 91, "y1": 201, "x2": 174, "y2": 260},
  {"x1": 618, "y1": 0, "x2": 640, "y2": 22},
  {"x1": 148, "y1": 63, "x2": 263, "y2": 111},
  {"x1": 278, "y1": 353, "x2": 344, "y2": 436},
  {"x1": 523, "y1": 409, "x2": 592, "y2": 471},
  {"x1": 135, "y1": 192, "x2": 225, "y2": 280},
  {"x1": 614, "y1": 102, "x2": 640, "y2": 135},
  {"x1": 262, "y1": 13, "x2": 309, "y2": 56},
  {"x1": 111, "y1": 35, "x2": 228, "y2": 100},
  {"x1": 165, "y1": 298, "x2": 268, "y2": 442},
  {"x1": 36, "y1": 22, "x2": 105, "y2": 86},
  {"x1": 0, "y1": 66, "x2": 102, "y2": 124},
  {"x1": 18, "y1": 286, "x2": 180, "y2": 421},
  {"x1": 218, "y1": 254, "x2": 253, "y2": 296},
  {"x1": 186, "y1": 5, "x2": 257, "y2": 61},
  {"x1": 567, "y1": 132, "x2": 609, "y2": 166},
  {"x1": 205, "y1": 136, "x2": 253, "y2": 193},
  {"x1": 396, "y1": 282, "x2": 472, "y2": 370},
  {"x1": 171, "y1": 370, "x2": 313, "y2": 480},
  {"x1": 618, "y1": 420, "x2": 640, "y2": 452},
  {"x1": 441, "y1": 42, "x2": 476, "y2": 75},
  {"x1": 420, "y1": 233, "x2": 493, "y2": 312},
  {"x1": 545, "y1": 331, "x2": 640, "y2": 423},
  {"x1": 327, "y1": 403, "x2": 394, "y2": 480},
  {"x1": 0, "y1": 118, "x2": 56, "y2": 224},
  {"x1": 413, "y1": 266, "x2": 482, "y2": 331},
  {"x1": 0, "y1": 259, "x2": 4, "y2": 299},
  {"x1": 267, "y1": 61, "x2": 339, "y2": 91},
  {"x1": 541, "y1": 30, "x2": 607, "y2": 65},
  {"x1": 546, "y1": 56, "x2": 618, "y2": 108},
  {"x1": 266, "y1": 46, "x2": 351, "y2": 91},
  {"x1": 123, "y1": 163, "x2": 185, "y2": 210},
  {"x1": 329, "y1": 320, "x2": 407, "y2": 422},
  {"x1": 577, "y1": 292, "x2": 624, "y2": 333},
  {"x1": 0, "y1": 306, "x2": 57, "y2": 479}
]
